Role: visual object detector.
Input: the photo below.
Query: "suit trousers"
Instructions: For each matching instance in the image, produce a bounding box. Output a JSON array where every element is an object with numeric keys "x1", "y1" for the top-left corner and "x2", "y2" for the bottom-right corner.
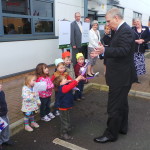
[{"x1": 104, "y1": 85, "x2": 131, "y2": 140}]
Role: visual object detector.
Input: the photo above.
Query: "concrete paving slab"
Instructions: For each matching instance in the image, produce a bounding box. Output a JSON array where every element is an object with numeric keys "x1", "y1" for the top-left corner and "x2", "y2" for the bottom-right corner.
[{"x1": 5, "y1": 90, "x2": 150, "y2": 150}]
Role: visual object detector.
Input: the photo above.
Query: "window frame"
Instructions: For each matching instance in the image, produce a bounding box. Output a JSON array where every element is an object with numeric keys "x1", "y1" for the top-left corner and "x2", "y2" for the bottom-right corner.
[
  {"x1": 133, "y1": 11, "x2": 142, "y2": 19},
  {"x1": 0, "y1": 0, "x2": 57, "y2": 42}
]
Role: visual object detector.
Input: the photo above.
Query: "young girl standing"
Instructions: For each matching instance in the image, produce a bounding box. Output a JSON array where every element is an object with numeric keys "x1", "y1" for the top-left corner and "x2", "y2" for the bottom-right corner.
[
  {"x1": 36, "y1": 63, "x2": 55, "y2": 122},
  {"x1": 53, "y1": 75, "x2": 85, "y2": 140},
  {"x1": 21, "y1": 74, "x2": 41, "y2": 132}
]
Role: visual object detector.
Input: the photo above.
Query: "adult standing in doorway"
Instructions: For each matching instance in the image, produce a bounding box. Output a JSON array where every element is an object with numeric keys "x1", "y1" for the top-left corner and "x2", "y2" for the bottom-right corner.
[
  {"x1": 132, "y1": 18, "x2": 150, "y2": 83},
  {"x1": 93, "y1": 8, "x2": 137, "y2": 143},
  {"x1": 87, "y1": 20, "x2": 100, "y2": 77},
  {"x1": 71, "y1": 12, "x2": 83, "y2": 65}
]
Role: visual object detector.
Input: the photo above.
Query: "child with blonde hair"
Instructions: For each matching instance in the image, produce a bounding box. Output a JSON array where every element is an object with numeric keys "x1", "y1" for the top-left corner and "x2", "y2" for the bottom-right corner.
[
  {"x1": 35, "y1": 63, "x2": 55, "y2": 122},
  {"x1": 21, "y1": 74, "x2": 41, "y2": 132}
]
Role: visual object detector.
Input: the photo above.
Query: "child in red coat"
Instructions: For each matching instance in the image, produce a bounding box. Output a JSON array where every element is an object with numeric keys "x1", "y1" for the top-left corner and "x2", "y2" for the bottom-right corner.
[
  {"x1": 53, "y1": 75, "x2": 85, "y2": 140},
  {"x1": 51, "y1": 58, "x2": 73, "y2": 116}
]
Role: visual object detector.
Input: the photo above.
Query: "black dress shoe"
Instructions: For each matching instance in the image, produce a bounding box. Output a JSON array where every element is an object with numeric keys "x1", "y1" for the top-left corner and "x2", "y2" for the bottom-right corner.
[
  {"x1": 93, "y1": 136, "x2": 115, "y2": 143},
  {"x1": 119, "y1": 131, "x2": 127, "y2": 135},
  {"x1": 3, "y1": 140, "x2": 14, "y2": 146}
]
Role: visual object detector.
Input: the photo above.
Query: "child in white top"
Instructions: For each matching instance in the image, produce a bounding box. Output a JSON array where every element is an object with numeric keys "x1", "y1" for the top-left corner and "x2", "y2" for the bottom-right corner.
[{"x1": 21, "y1": 74, "x2": 41, "y2": 132}]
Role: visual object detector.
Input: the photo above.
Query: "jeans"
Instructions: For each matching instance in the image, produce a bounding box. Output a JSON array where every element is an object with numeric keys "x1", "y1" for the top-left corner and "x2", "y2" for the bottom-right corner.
[{"x1": 40, "y1": 97, "x2": 51, "y2": 118}]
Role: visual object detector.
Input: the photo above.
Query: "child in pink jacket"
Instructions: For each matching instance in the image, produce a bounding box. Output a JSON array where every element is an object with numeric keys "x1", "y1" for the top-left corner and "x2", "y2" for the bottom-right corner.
[{"x1": 36, "y1": 63, "x2": 55, "y2": 122}]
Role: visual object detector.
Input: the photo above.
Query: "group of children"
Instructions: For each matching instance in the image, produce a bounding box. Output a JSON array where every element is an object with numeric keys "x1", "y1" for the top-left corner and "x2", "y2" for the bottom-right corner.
[
  {"x1": 21, "y1": 51, "x2": 86, "y2": 140},
  {"x1": 0, "y1": 51, "x2": 86, "y2": 150},
  {"x1": 0, "y1": 25, "x2": 112, "y2": 146}
]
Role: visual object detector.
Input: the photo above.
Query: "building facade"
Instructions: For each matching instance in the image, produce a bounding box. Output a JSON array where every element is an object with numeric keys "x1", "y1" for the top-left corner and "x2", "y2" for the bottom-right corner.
[{"x1": 0, "y1": 0, "x2": 149, "y2": 78}]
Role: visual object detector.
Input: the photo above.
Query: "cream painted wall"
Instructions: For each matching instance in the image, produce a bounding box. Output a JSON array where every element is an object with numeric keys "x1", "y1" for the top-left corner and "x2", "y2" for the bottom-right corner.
[
  {"x1": 0, "y1": 39, "x2": 61, "y2": 77},
  {"x1": 123, "y1": 8, "x2": 135, "y2": 26},
  {"x1": 0, "y1": 0, "x2": 84, "y2": 77},
  {"x1": 119, "y1": 0, "x2": 150, "y2": 26},
  {"x1": 2, "y1": 0, "x2": 149, "y2": 77}
]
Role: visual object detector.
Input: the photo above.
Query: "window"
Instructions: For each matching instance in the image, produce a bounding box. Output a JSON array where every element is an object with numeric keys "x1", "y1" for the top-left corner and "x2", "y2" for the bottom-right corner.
[
  {"x1": 3, "y1": 17, "x2": 31, "y2": 34},
  {"x1": 107, "y1": 5, "x2": 124, "y2": 17},
  {"x1": 2, "y1": 0, "x2": 30, "y2": 15},
  {"x1": 0, "y1": 0, "x2": 56, "y2": 41},
  {"x1": 32, "y1": 0, "x2": 53, "y2": 18},
  {"x1": 133, "y1": 11, "x2": 142, "y2": 19}
]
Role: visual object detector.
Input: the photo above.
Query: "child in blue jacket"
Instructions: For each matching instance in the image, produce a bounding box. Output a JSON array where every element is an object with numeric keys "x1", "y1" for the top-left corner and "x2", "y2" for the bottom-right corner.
[{"x1": 53, "y1": 75, "x2": 84, "y2": 140}]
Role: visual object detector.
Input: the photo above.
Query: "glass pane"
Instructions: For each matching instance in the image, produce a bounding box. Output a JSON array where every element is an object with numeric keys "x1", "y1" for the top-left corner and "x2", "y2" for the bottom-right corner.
[
  {"x1": 2, "y1": 0, "x2": 30, "y2": 15},
  {"x1": 3, "y1": 17, "x2": 31, "y2": 34},
  {"x1": 34, "y1": 20, "x2": 53, "y2": 32},
  {"x1": 32, "y1": 0, "x2": 53, "y2": 17}
]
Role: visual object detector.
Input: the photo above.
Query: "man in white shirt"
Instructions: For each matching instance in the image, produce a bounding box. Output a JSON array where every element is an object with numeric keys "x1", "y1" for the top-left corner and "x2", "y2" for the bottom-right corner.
[{"x1": 70, "y1": 12, "x2": 83, "y2": 65}]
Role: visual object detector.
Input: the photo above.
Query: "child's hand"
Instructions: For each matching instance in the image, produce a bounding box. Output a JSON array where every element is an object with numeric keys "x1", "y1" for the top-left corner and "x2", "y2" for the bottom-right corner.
[
  {"x1": 0, "y1": 84, "x2": 2, "y2": 91},
  {"x1": 32, "y1": 92, "x2": 36, "y2": 97},
  {"x1": 37, "y1": 103, "x2": 41, "y2": 106},
  {"x1": 75, "y1": 75, "x2": 85, "y2": 82},
  {"x1": 67, "y1": 80, "x2": 72, "y2": 83}
]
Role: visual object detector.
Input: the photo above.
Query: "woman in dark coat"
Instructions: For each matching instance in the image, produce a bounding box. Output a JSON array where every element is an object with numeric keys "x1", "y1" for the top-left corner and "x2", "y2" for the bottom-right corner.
[{"x1": 132, "y1": 18, "x2": 150, "y2": 82}]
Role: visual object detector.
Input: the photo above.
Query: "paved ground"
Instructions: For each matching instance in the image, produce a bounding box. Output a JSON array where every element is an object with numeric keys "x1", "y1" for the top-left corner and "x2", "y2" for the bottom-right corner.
[{"x1": 4, "y1": 90, "x2": 150, "y2": 150}]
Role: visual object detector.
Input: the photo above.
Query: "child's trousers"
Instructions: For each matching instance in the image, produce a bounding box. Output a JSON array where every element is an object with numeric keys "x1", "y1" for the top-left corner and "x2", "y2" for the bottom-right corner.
[
  {"x1": 59, "y1": 110, "x2": 71, "y2": 135},
  {"x1": 40, "y1": 97, "x2": 51, "y2": 118},
  {"x1": 74, "y1": 80, "x2": 84, "y2": 99},
  {"x1": 0, "y1": 115, "x2": 10, "y2": 145}
]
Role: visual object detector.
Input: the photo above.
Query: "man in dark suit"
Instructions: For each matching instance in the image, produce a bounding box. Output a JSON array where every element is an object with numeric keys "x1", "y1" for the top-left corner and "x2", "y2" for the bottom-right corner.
[
  {"x1": 70, "y1": 12, "x2": 83, "y2": 65},
  {"x1": 93, "y1": 8, "x2": 137, "y2": 143}
]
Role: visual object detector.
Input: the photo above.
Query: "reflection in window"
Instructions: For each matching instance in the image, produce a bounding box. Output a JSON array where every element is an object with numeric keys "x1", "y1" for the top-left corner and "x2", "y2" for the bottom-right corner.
[
  {"x1": 2, "y1": 0, "x2": 30, "y2": 15},
  {"x1": 32, "y1": 0, "x2": 53, "y2": 17},
  {"x1": 3, "y1": 17, "x2": 31, "y2": 34},
  {"x1": 35, "y1": 20, "x2": 53, "y2": 33}
]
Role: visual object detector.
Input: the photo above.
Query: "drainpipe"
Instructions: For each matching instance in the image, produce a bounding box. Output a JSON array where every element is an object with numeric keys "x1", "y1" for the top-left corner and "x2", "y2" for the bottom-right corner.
[{"x1": 84, "y1": 0, "x2": 88, "y2": 18}]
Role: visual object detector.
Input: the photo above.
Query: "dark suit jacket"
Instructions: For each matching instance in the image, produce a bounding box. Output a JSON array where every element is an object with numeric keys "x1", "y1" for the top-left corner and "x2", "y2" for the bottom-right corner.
[
  {"x1": 105, "y1": 22, "x2": 137, "y2": 87},
  {"x1": 132, "y1": 26, "x2": 150, "y2": 53},
  {"x1": 70, "y1": 21, "x2": 82, "y2": 48}
]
